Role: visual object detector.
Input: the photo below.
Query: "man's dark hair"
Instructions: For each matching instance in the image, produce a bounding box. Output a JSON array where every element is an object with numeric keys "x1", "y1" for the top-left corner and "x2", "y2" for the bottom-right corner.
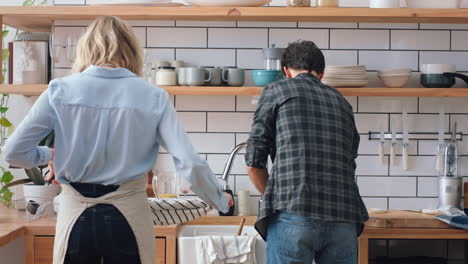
[{"x1": 281, "y1": 40, "x2": 325, "y2": 74}]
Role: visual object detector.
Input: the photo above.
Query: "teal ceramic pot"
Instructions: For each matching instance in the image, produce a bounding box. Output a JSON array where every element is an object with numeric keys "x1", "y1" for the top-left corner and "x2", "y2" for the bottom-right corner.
[
  {"x1": 420, "y1": 74, "x2": 456, "y2": 88},
  {"x1": 252, "y1": 70, "x2": 284, "y2": 87}
]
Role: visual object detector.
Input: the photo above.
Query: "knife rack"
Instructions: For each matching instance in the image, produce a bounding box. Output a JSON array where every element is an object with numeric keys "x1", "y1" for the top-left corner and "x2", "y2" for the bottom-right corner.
[{"x1": 368, "y1": 132, "x2": 463, "y2": 141}]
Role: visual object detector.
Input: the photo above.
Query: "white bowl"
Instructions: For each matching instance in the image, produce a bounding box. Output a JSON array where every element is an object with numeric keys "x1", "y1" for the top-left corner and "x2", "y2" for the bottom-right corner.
[
  {"x1": 406, "y1": 0, "x2": 461, "y2": 9},
  {"x1": 370, "y1": 0, "x2": 399, "y2": 8},
  {"x1": 377, "y1": 68, "x2": 411, "y2": 75},
  {"x1": 184, "y1": 0, "x2": 271, "y2": 6},
  {"x1": 378, "y1": 74, "x2": 411, "y2": 88}
]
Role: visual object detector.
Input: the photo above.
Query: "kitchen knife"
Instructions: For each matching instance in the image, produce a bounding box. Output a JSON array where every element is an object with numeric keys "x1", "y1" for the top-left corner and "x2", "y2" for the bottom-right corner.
[
  {"x1": 435, "y1": 104, "x2": 445, "y2": 173},
  {"x1": 379, "y1": 126, "x2": 385, "y2": 164},
  {"x1": 402, "y1": 108, "x2": 409, "y2": 171},
  {"x1": 390, "y1": 127, "x2": 397, "y2": 166}
]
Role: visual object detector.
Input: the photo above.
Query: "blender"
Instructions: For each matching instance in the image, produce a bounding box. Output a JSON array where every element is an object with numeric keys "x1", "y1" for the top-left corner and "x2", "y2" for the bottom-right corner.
[
  {"x1": 437, "y1": 123, "x2": 462, "y2": 211},
  {"x1": 252, "y1": 44, "x2": 285, "y2": 87}
]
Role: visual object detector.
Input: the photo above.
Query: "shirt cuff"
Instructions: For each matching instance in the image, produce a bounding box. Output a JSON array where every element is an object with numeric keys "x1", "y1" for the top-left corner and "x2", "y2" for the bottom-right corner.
[
  {"x1": 214, "y1": 190, "x2": 229, "y2": 213},
  {"x1": 37, "y1": 146, "x2": 52, "y2": 166}
]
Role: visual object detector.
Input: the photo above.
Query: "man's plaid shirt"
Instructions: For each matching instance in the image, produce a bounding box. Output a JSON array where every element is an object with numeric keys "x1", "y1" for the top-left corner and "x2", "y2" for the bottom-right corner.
[{"x1": 245, "y1": 73, "x2": 369, "y2": 239}]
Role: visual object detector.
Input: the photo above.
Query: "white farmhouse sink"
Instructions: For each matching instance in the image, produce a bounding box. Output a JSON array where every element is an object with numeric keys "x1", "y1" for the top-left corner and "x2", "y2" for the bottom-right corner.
[{"x1": 178, "y1": 225, "x2": 266, "y2": 264}]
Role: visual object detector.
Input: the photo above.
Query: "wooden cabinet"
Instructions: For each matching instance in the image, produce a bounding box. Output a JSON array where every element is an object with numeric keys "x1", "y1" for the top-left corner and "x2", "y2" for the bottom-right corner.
[{"x1": 27, "y1": 236, "x2": 170, "y2": 264}]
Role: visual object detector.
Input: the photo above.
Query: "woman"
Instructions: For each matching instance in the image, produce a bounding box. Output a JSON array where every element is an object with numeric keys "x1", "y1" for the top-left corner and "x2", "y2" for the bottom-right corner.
[{"x1": 2, "y1": 16, "x2": 233, "y2": 264}]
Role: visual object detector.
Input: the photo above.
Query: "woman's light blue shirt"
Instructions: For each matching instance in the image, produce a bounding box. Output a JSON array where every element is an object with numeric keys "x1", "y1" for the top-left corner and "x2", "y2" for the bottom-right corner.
[{"x1": 2, "y1": 65, "x2": 228, "y2": 212}]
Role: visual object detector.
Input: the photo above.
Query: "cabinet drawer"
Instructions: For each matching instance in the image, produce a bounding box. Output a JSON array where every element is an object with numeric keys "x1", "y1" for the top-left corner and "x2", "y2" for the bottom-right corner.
[{"x1": 155, "y1": 237, "x2": 166, "y2": 264}]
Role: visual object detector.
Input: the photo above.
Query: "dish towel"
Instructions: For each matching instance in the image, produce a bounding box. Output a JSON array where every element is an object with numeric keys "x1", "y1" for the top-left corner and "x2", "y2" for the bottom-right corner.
[
  {"x1": 434, "y1": 207, "x2": 468, "y2": 229},
  {"x1": 148, "y1": 198, "x2": 211, "y2": 226},
  {"x1": 196, "y1": 234, "x2": 258, "y2": 264}
]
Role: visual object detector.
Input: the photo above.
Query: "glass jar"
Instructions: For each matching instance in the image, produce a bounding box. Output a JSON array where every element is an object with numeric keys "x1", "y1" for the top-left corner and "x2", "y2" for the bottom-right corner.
[
  {"x1": 286, "y1": 0, "x2": 311, "y2": 6},
  {"x1": 317, "y1": 0, "x2": 338, "y2": 7},
  {"x1": 152, "y1": 171, "x2": 179, "y2": 198},
  {"x1": 155, "y1": 66, "x2": 177, "y2": 86}
]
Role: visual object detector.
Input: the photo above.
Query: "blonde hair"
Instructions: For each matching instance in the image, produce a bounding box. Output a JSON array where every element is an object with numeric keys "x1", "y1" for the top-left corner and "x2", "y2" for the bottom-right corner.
[{"x1": 72, "y1": 16, "x2": 142, "y2": 76}]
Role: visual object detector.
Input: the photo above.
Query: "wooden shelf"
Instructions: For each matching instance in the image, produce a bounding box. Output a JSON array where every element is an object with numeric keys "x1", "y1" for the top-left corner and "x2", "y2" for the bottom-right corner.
[
  {"x1": 2, "y1": 6, "x2": 468, "y2": 32},
  {"x1": 2, "y1": 84, "x2": 468, "y2": 97}
]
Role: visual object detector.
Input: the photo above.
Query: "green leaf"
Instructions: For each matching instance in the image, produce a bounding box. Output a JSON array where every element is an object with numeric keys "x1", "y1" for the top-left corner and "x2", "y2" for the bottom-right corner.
[
  {"x1": 4, "y1": 178, "x2": 32, "y2": 188},
  {"x1": 0, "y1": 188, "x2": 7, "y2": 194},
  {"x1": 2, "y1": 49, "x2": 9, "y2": 62},
  {"x1": 25, "y1": 168, "x2": 45, "y2": 185},
  {"x1": 3, "y1": 191, "x2": 12, "y2": 201},
  {"x1": 2, "y1": 30, "x2": 8, "y2": 38},
  {"x1": 1, "y1": 171, "x2": 13, "y2": 183},
  {"x1": 8, "y1": 124, "x2": 15, "y2": 136},
  {"x1": 0, "y1": 107, "x2": 8, "y2": 113},
  {"x1": 0, "y1": 117, "x2": 12, "y2": 127}
]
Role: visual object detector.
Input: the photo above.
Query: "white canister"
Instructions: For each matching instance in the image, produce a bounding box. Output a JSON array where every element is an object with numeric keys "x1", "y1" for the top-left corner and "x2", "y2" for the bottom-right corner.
[
  {"x1": 237, "y1": 190, "x2": 251, "y2": 216},
  {"x1": 155, "y1": 67, "x2": 177, "y2": 86},
  {"x1": 369, "y1": 0, "x2": 399, "y2": 8}
]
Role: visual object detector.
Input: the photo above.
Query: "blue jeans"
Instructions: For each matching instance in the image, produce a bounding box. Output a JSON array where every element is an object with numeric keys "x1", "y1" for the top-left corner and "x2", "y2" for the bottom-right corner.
[
  {"x1": 64, "y1": 182, "x2": 140, "y2": 264},
  {"x1": 266, "y1": 212, "x2": 359, "y2": 264}
]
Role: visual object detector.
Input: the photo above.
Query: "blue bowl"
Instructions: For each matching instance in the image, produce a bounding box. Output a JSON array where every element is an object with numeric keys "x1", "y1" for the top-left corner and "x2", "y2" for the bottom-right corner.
[{"x1": 252, "y1": 70, "x2": 284, "y2": 87}]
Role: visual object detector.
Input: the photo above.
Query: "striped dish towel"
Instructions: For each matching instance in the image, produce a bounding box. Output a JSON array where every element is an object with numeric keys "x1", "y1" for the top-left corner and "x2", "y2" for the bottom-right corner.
[
  {"x1": 148, "y1": 198, "x2": 211, "y2": 226},
  {"x1": 196, "y1": 234, "x2": 258, "y2": 264}
]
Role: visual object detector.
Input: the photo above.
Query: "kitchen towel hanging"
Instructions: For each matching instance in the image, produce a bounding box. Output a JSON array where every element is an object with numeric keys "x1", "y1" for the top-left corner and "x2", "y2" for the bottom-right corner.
[{"x1": 149, "y1": 198, "x2": 211, "y2": 226}]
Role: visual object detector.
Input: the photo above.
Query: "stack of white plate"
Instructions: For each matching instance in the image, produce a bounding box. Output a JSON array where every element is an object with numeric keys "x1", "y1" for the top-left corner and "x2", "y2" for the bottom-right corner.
[
  {"x1": 377, "y1": 68, "x2": 412, "y2": 88},
  {"x1": 88, "y1": 0, "x2": 184, "y2": 6},
  {"x1": 322, "y1": 65, "x2": 368, "y2": 87}
]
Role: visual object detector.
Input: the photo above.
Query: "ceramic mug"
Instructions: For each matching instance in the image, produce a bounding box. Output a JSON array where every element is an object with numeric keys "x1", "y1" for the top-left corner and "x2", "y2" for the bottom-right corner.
[
  {"x1": 186, "y1": 67, "x2": 211, "y2": 86},
  {"x1": 178, "y1": 68, "x2": 187, "y2": 86},
  {"x1": 205, "y1": 67, "x2": 223, "y2": 86},
  {"x1": 222, "y1": 68, "x2": 245, "y2": 86}
]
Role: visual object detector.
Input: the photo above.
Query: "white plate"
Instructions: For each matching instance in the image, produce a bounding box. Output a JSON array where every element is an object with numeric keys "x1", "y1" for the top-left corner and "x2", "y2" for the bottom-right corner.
[
  {"x1": 184, "y1": 0, "x2": 271, "y2": 7},
  {"x1": 89, "y1": 0, "x2": 185, "y2": 6}
]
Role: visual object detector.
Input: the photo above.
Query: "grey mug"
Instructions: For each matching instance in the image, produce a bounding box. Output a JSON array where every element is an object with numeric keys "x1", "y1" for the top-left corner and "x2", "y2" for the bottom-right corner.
[
  {"x1": 222, "y1": 68, "x2": 245, "y2": 86},
  {"x1": 177, "y1": 68, "x2": 187, "y2": 86},
  {"x1": 205, "y1": 67, "x2": 223, "y2": 86},
  {"x1": 186, "y1": 67, "x2": 211, "y2": 86}
]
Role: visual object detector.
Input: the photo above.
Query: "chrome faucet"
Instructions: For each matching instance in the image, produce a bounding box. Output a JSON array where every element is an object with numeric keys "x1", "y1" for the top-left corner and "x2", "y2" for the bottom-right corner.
[{"x1": 221, "y1": 142, "x2": 247, "y2": 191}]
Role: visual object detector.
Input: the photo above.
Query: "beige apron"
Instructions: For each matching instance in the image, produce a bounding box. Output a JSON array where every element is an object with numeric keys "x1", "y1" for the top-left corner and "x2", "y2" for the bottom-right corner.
[{"x1": 53, "y1": 177, "x2": 155, "y2": 264}]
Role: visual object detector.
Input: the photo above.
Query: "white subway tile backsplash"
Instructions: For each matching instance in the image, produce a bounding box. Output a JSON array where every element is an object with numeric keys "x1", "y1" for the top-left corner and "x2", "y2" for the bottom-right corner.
[
  {"x1": 358, "y1": 97, "x2": 418, "y2": 113},
  {"x1": 237, "y1": 49, "x2": 264, "y2": 70},
  {"x1": 269, "y1": 29, "x2": 329, "y2": 49},
  {"x1": 420, "y1": 52, "x2": 468, "y2": 72},
  {"x1": 188, "y1": 133, "x2": 235, "y2": 153},
  {"x1": 451, "y1": 115, "x2": 468, "y2": 136},
  {"x1": 236, "y1": 96, "x2": 258, "y2": 112},
  {"x1": 208, "y1": 113, "x2": 254, "y2": 132},
  {"x1": 362, "y1": 198, "x2": 388, "y2": 209},
  {"x1": 359, "y1": 51, "x2": 418, "y2": 71},
  {"x1": 128, "y1": 20, "x2": 175, "y2": 27},
  {"x1": 452, "y1": 31, "x2": 468, "y2": 51},
  {"x1": 391, "y1": 30, "x2": 450, "y2": 50},
  {"x1": 178, "y1": 112, "x2": 207, "y2": 132},
  {"x1": 355, "y1": 114, "x2": 389, "y2": 133},
  {"x1": 356, "y1": 156, "x2": 389, "y2": 176},
  {"x1": 147, "y1": 28, "x2": 207, "y2": 48},
  {"x1": 418, "y1": 177, "x2": 438, "y2": 197},
  {"x1": 175, "y1": 21, "x2": 235, "y2": 27},
  {"x1": 299, "y1": 22, "x2": 357, "y2": 28},
  {"x1": 323, "y1": 50, "x2": 358, "y2": 66},
  {"x1": 144, "y1": 48, "x2": 175, "y2": 62},
  {"x1": 420, "y1": 24, "x2": 468, "y2": 30},
  {"x1": 345, "y1": 96, "x2": 357, "y2": 111},
  {"x1": 207, "y1": 154, "x2": 247, "y2": 175},
  {"x1": 54, "y1": 0, "x2": 84, "y2": 4},
  {"x1": 176, "y1": 95, "x2": 235, "y2": 111},
  {"x1": 419, "y1": 98, "x2": 468, "y2": 113},
  {"x1": 358, "y1": 177, "x2": 416, "y2": 197},
  {"x1": 390, "y1": 156, "x2": 438, "y2": 176},
  {"x1": 176, "y1": 49, "x2": 236, "y2": 67},
  {"x1": 209, "y1": 28, "x2": 267, "y2": 48},
  {"x1": 358, "y1": 23, "x2": 418, "y2": 29},
  {"x1": 237, "y1": 21, "x2": 297, "y2": 28},
  {"x1": 133, "y1": 27, "x2": 146, "y2": 47},
  {"x1": 389, "y1": 197, "x2": 439, "y2": 210},
  {"x1": 390, "y1": 114, "x2": 449, "y2": 133},
  {"x1": 330, "y1": 30, "x2": 389, "y2": 49},
  {"x1": 236, "y1": 176, "x2": 261, "y2": 196}
]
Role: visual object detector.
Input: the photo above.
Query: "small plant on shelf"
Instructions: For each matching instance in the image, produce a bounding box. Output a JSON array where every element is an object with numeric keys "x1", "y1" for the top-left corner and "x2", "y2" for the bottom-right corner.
[{"x1": 0, "y1": 0, "x2": 49, "y2": 207}]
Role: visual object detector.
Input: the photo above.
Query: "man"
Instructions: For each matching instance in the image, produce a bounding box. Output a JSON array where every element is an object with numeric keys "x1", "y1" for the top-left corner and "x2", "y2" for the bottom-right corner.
[{"x1": 245, "y1": 40, "x2": 368, "y2": 264}]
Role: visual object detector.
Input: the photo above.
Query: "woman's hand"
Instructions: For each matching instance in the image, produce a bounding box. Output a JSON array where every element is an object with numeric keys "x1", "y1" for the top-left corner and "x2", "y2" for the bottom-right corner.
[
  {"x1": 224, "y1": 192, "x2": 234, "y2": 208},
  {"x1": 46, "y1": 149, "x2": 59, "y2": 185}
]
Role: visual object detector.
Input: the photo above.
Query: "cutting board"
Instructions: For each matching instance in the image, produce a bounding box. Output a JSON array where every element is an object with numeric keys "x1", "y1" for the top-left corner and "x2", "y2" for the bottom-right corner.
[{"x1": 366, "y1": 210, "x2": 453, "y2": 229}]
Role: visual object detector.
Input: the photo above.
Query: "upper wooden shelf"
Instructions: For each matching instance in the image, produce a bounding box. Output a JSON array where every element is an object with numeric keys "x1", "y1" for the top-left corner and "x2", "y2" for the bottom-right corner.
[
  {"x1": 2, "y1": 84, "x2": 468, "y2": 97},
  {"x1": 2, "y1": 6, "x2": 468, "y2": 32}
]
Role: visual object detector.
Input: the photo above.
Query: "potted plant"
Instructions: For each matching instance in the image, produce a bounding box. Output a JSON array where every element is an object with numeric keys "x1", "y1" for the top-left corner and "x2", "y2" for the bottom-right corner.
[{"x1": 2, "y1": 132, "x2": 59, "y2": 214}]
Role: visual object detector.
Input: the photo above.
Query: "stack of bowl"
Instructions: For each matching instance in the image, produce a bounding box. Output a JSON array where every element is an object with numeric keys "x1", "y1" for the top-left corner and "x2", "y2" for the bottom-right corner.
[
  {"x1": 322, "y1": 65, "x2": 368, "y2": 87},
  {"x1": 377, "y1": 68, "x2": 412, "y2": 88}
]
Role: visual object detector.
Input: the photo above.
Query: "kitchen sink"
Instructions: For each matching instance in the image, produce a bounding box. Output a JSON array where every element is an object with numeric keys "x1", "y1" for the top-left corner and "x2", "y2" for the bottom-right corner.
[{"x1": 177, "y1": 225, "x2": 266, "y2": 264}]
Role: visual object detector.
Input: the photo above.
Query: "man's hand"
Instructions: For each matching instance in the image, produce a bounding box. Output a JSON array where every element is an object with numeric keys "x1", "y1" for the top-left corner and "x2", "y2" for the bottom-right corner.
[
  {"x1": 46, "y1": 149, "x2": 59, "y2": 185},
  {"x1": 224, "y1": 192, "x2": 234, "y2": 207}
]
